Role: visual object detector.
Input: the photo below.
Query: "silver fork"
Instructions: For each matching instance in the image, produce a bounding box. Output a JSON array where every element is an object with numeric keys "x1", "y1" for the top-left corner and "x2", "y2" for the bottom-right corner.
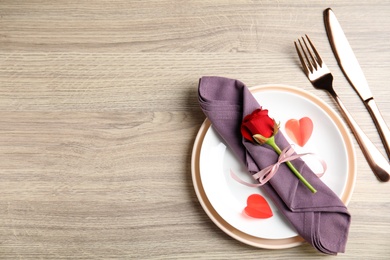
[{"x1": 295, "y1": 35, "x2": 390, "y2": 182}]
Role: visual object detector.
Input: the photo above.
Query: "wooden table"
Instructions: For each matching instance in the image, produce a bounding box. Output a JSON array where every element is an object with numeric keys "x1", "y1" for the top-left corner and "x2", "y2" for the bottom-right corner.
[{"x1": 1, "y1": 1, "x2": 389, "y2": 259}]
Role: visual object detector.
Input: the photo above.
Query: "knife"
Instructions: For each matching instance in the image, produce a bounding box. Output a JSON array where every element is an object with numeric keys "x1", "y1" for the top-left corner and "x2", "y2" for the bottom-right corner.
[{"x1": 324, "y1": 8, "x2": 390, "y2": 160}]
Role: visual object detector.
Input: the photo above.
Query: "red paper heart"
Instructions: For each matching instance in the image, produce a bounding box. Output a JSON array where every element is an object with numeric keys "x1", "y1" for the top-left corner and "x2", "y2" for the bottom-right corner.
[
  {"x1": 244, "y1": 194, "x2": 273, "y2": 219},
  {"x1": 285, "y1": 117, "x2": 313, "y2": 147}
]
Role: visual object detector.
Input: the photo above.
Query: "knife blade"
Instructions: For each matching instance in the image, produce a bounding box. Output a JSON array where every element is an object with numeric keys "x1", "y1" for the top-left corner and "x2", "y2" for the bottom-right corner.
[{"x1": 324, "y1": 8, "x2": 390, "y2": 160}]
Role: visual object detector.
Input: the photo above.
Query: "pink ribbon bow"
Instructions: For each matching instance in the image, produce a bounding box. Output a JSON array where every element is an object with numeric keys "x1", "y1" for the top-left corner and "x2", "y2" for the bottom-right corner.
[{"x1": 230, "y1": 145, "x2": 327, "y2": 187}]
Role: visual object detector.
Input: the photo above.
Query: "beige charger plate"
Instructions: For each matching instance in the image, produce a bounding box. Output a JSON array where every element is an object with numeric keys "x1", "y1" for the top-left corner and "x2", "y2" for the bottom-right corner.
[{"x1": 191, "y1": 85, "x2": 357, "y2": 249}]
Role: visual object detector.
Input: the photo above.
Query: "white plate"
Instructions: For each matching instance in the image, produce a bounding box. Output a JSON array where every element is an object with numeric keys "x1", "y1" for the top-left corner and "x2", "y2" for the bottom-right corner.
[{"x1": 191, "y1": 85, "x2": 356, "y2": 249}]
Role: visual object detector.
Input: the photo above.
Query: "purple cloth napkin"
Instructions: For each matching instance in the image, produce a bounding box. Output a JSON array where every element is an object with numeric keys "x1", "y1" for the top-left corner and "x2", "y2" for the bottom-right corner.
[{"x1": 198, "y1": 76, "x2": 350, "y2": 255}]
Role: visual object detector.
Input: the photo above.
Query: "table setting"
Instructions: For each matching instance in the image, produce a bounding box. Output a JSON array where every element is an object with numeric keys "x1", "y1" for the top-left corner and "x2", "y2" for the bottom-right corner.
[
  {"x1": 0, "y1": 1, "x2": 389, "y2": 259},
  {"x1": 192, "y1": 7, "x2": 389, "y2": 256}
]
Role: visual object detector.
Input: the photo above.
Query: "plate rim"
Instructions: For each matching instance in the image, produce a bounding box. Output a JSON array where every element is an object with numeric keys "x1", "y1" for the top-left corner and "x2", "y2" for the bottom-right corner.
[{"x1": 191, "y1": 84, "x2": 357, "y2": 249}]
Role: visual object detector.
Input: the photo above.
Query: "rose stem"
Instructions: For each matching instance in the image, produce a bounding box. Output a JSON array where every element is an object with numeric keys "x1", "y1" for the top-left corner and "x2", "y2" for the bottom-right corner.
[{"x1": 268, "y1": 139, "x2": 317, "y2": 194}]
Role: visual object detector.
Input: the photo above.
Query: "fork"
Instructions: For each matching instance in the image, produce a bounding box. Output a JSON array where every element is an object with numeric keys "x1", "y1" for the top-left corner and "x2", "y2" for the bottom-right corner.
[{"x1": 295, "y1": 35, "x2": 390, "y2": 182}]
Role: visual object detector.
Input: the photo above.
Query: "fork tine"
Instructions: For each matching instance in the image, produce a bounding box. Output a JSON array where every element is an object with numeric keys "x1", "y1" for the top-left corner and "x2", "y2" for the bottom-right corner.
[
  {"x1": 304, "y1": 34, "x2": 323, "y2": 67},
  {"x1": 294, "y1": 40, "x2": 310, "y2": 76},
  {"x1": 301, "y1": 36, "x2": 318, "y2": 70},
  {"x1": 295, "y1": 35, "x2": 326, "y2": 77}
]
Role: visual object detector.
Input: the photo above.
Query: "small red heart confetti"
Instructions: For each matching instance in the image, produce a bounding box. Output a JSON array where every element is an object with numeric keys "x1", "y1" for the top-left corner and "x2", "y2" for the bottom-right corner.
[
  {"x1": 285, "y1": 117, "x2": 313, "y2": 147},
  {"x1": 244, "y1": 194, "x2": 273, "y2": 219}
]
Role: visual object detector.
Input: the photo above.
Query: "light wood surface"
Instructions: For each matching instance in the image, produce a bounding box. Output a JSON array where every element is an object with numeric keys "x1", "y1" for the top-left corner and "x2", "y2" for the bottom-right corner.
[{"x1": 1, "y1": 1, "x2": 389, "y2": 259}]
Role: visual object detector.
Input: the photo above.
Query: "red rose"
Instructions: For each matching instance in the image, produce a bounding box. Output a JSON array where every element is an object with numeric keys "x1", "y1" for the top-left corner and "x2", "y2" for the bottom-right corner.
[
  {"x1": 239, "y1": 108, "x2": 317, "y2": 193},
  {"x1": 241, "y1": 108, "x2": 276, "y2": 141}
]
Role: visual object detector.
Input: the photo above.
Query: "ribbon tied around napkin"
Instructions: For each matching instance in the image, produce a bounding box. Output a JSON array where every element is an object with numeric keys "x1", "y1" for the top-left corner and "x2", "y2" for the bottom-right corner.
[{"x1": 231, "y1": 145, "x2": 327, "y2": 187}]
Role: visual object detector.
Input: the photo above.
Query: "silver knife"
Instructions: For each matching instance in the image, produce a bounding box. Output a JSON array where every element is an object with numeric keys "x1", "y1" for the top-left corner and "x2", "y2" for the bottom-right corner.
[{"x1": 324, "y1": 8, "x2": 390, "y2": 160}]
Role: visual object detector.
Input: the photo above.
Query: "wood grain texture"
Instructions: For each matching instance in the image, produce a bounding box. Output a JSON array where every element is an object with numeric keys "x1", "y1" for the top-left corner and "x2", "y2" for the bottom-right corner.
[{"x1": 0, "y1": 0, "x2": 389, "y2": 259}]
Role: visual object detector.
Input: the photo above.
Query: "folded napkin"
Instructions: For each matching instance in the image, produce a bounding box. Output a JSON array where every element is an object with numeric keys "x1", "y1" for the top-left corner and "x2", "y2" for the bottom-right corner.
[{"x1": 198, "y1": 76, "x2": 350, "y2": 255}]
